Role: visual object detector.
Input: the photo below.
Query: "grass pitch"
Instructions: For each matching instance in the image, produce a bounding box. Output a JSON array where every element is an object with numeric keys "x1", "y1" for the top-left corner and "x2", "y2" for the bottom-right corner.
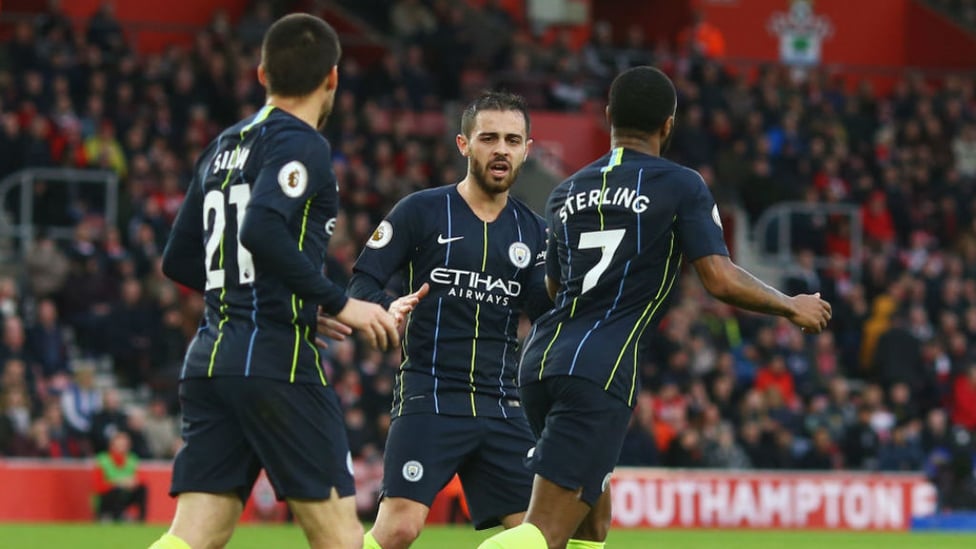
[{"x1": 1, "y1": 523, "x2": 975, "y2": 548}]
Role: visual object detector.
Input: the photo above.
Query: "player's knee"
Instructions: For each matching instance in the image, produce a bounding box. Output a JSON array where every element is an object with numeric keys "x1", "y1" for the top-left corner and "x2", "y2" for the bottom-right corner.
[
  {"x1": 574, "y1": 516, "x2": 610, "y2": 542},
  {"x1": 385, "y1": 517, "x2": 423, "y2": 547},
  {"x1": 207, "y1": 527, "x2": 236, "y2": 549},
  {"x1": 544, "y1": 530, "x2": 572, "y2": 549}
]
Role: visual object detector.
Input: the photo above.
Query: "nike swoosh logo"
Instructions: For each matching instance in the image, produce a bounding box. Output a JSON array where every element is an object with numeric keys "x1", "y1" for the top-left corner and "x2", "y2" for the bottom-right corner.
[{"x1": 437, "y1": 234, "x2": 464, "y2": 244}]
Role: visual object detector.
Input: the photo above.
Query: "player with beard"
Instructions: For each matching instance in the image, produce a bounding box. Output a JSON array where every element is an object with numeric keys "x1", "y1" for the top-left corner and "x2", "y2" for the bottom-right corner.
[
  {"x1": 350, "y1": 91, "x2": 551, "y2": 549},
  {"x1": 481, "y1": 67, "x2": 831, "y2": 549},
  {"x1": 151, "y1": 14, "x2": 411, "y2": 549}
]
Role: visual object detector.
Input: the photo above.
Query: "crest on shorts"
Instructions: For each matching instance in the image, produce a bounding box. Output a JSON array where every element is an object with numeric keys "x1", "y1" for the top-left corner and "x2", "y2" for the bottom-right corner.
[
  {"x1": 366, "y1": 220, "x2": 393, "y2": 249},
  {"x1": 509, "y1": 242, "x2": 531, "y2": 269},
  {"x1": 277, "y1": 160, "x2": 308, "y2": 198},
  {"x1": 402, "y1": 460, "x2": 424, "y2": 482}
]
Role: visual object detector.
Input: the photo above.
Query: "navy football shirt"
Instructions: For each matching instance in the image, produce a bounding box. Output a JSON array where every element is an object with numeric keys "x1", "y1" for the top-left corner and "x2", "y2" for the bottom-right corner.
[
  {"x1": 352, "y1": 185, "x2": 547, "y2": 418},
  {"x1": 168, "y1": 105, "x2": 341, "y2": 385},
  {"x1": 520, "y1": 147, "x2": 729, "y2": 407}
]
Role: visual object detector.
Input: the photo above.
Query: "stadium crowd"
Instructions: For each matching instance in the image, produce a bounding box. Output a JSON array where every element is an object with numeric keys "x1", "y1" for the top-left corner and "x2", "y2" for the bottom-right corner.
[{"x1": 0, "y1": 0, "x2": 975, "y2": 512}]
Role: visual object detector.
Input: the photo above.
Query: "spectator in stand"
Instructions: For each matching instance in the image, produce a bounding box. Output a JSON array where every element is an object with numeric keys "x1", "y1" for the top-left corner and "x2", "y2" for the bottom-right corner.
[
  {"x1": 124, "y1": 405, "x2": 153, "y2": 459},
  {"x1": 90, "y1": 388, "x2": 127, "y2": 454},
  {"x1": 619, "y1": 403, "x2": 661, "y2": 467},
  {"x1": 28, "y1": 299, "x2": 71, "y2": 389},
  {"x1": 704, "y1": 424, "x2": 751, "y2": 469},
  {"x1": 879, "y1": 422, "x2": 924, "y2": 471},
  {"x1": 0, "y1": 385, "x2": 33, "y2": 455},
  {"x1": 862, "y1": 190, "x2": 897, "y2": 249},
  {"x1": 94, "y1": 430, "x2": 147, "y2": 522},
  {"x1": 105, "y1": 278, "x2": 154, "y2": 388},
  {"x1": 60, "y1": 362, "x2": 101, "y2": 440},
  {"x1": 678, "y1": 11, "x2": 726, "y2": 60},
  {"x1": 754, "y1": 355, "x2": 797, "y2": 407},
  {"x1": 390, "y1": 0, "x2": 437, "y2": 44},
  {"x1": 25, "y1": 233, "x2": 70, "y2": 300},
  {"x1": 142, "y1": 396, "x2": 179, "y2": 459},
  {"x1": 86, "y1": 2, "x2": 125, "y2": 56},
  {"x1": 844, "y1": 405, "x2": 881, "y2": 470},
  {"x1": 950, "y1": 365, "x2": 976, "y2": 431},
  {"x1": 799, "y1": 427, "x2": 840, "y2": 470}
]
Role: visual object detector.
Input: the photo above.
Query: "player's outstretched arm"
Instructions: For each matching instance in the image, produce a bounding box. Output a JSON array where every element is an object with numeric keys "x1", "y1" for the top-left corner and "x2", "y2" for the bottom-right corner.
[
  {"x1": 692, "y1": 254, "x2": 832, "y2": 333},
  {"x1": 388, "y1": 283, "x2": 429, "y2": 328},
  {"x1": 348, "y1": 272, "x2": 397, "y2": 309},
  {"x1": 240, "y1": 205, "x2": 350, "y2": 314},
  {"x1": 333, "y1": 297, "x2": 400, "y2": 352}
]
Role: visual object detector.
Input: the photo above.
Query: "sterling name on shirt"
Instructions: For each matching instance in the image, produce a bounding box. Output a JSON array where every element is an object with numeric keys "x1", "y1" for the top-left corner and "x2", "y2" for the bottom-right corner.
[
  {"x1": 430, "y1": 267, "x2": 521, "y2": 306},
  {"x1": 558, "y1": 186, "x2": 650, "y2": 222}
]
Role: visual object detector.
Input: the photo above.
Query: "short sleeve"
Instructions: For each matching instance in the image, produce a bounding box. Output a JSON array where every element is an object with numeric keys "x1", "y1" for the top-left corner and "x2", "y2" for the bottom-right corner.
[
  {"x1": 542, "y1": 192, "x2": 564, "y2": 284},
  {"x1": 676, "y1": 169, "x2": 730, "y2": 262},
  {"x1": 524, "y1": 212, "x2": 553, "y2": 320},
  {"x1": 353, "y1": 194, "x2": 420, "y2": 285},
  {"x1": 249, "y1": 129, "x2": 335, "y2": 221}
]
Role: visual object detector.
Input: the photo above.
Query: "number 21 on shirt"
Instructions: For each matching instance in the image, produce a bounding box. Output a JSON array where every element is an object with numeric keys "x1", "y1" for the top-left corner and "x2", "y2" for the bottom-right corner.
[{"x1": 204, "y1": 183, "x2": 254, "y2": 290}]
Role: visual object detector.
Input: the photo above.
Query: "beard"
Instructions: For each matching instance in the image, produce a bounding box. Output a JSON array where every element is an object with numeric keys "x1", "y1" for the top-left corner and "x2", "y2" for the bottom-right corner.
[
  {"x1": 470, "y1": 155, "x2": 523, "y2": 195},
  {"x1": 317, "y1": 94, "x2": 335, "y2": 130}
]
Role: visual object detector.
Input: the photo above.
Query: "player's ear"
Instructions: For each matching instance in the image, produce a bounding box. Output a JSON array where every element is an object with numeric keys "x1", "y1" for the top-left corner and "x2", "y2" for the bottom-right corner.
[
  {"x1": 456, "y1": 133, "x2": 469, "y2": 157},
  {"x1": 257, "y1": 64, "x2": 268, "y2": 88},
  {"x1": 523, "y1": 137, "x2": 533, "y2": 161},
  {"x1": 662, "y1": 115, "x2": 675, "y2": 139},
  {"x1": 605, "y1": 105, "x2": 612, "y2": 128},
  {"x1": 325, "y1": 65, "x2": 339, "y2": 92}
]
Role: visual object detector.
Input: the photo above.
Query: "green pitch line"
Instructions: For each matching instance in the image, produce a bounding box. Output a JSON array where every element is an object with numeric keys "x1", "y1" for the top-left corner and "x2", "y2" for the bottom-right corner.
[{"x1": 0, "y1": 523, "x2": 975, "y2": 548}]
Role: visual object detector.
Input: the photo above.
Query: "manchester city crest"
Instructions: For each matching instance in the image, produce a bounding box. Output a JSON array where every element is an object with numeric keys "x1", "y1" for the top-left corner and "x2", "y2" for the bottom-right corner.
[{"x1": 508, "y1": 242, "x2": 531, "y2": 269}]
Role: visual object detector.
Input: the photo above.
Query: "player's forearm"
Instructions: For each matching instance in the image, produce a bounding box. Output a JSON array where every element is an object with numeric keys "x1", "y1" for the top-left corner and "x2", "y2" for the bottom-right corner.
[
  {"x1": 348, "y1": 272, "x2": 396, "y2": 310},
  {"x1": 716, "y1": 262, "x2": 796, "y2": 318},
  {"x1": 240, "y1": 206, "x2": 349, "y2": 315},
  {"x1": 161, "y1": 227, "x2": 206, "y2": 292}
]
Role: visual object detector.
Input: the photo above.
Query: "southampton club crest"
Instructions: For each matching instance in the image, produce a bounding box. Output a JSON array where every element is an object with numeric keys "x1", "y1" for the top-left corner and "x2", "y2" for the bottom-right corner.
[
  {"x1": 508, "y1": 242, "x2": 532, "y2": 269},
  {"x1": 768, "y1": 0, "x2": 833, "y2": 66}
]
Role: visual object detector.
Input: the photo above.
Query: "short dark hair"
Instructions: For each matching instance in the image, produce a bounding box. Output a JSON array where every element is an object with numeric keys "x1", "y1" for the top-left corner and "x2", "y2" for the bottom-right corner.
[
  {"x1": 261, "y1": 13, "x2": 341, "y2": 97},
  {"x1": 608, "y1": 66, "x2": 676, "y2": 135},
  {"x1": 460, "y1": 91, "x2": 530, "y2": 137}
]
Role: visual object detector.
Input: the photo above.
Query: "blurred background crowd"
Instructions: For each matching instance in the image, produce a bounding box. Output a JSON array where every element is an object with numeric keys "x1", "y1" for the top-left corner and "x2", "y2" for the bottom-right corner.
[{"x1": 1, "y1": 0, "x2": 975, "y2": 512}]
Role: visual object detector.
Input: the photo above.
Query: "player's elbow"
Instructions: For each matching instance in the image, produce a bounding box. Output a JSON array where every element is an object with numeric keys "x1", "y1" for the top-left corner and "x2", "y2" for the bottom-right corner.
[
  {"x1": 702, "y1": 276, "x2": 732, "y2": 301},
  {"x1": 693, "y1": 255, "x2": 735, "y2": 301},
  {"x1": 239, "y1": 209, "x2": 272, "y2": 258}
]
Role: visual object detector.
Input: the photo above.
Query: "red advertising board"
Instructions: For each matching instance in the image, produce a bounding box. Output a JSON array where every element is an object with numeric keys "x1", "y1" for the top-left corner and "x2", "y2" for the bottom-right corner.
[
  {"x1": 0, "y1": 459, "x2": 939, "y2": 532},
  {"x1": 610, "y1": 469, "x2": 937, "y2": 531}
]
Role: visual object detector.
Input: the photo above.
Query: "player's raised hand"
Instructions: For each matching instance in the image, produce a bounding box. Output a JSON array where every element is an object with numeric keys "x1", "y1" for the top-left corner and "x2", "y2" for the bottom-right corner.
[
  {"x1": 314, "y1": 310, "x2": 353, "y2": 349},
  {"x1": 388, "y1": 283, "x2": 430, "y2": 329},
  {"x1": 787, "y1": 292, "x2": 832, "y2": 334},
  {"x1": 336, "y1": 297, "x2": 400, "y2": 351}
]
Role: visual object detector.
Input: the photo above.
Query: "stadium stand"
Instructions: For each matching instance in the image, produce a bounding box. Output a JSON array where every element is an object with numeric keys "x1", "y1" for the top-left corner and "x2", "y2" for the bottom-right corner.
[{"x1": 0, "y1": 0, "x2": 974, "y2": 515}]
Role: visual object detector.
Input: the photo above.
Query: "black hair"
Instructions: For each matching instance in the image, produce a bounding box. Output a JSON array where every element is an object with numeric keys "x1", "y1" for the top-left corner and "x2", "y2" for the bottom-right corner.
[
  {"x1": 608, "y1": 66, "x2": 677, "y2": 135},
  {"x1": 460, "y1": 91, "x2": 530, "y2": 138},
  {"x1": 260, "y1": 13, "x2": 341, "y2": 97}
]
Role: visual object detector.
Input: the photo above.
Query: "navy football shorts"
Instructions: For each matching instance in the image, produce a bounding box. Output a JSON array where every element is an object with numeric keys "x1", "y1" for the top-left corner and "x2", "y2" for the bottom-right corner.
[
  {"x1": 171, "y1": 377, "x2": 354, "y2": 503},
  {"x1": 382, "y1": 413, "x2": 534, "y2": 529},
  {"x1": 520, "y1": 375, "x2": 633, "y2": 506}
]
